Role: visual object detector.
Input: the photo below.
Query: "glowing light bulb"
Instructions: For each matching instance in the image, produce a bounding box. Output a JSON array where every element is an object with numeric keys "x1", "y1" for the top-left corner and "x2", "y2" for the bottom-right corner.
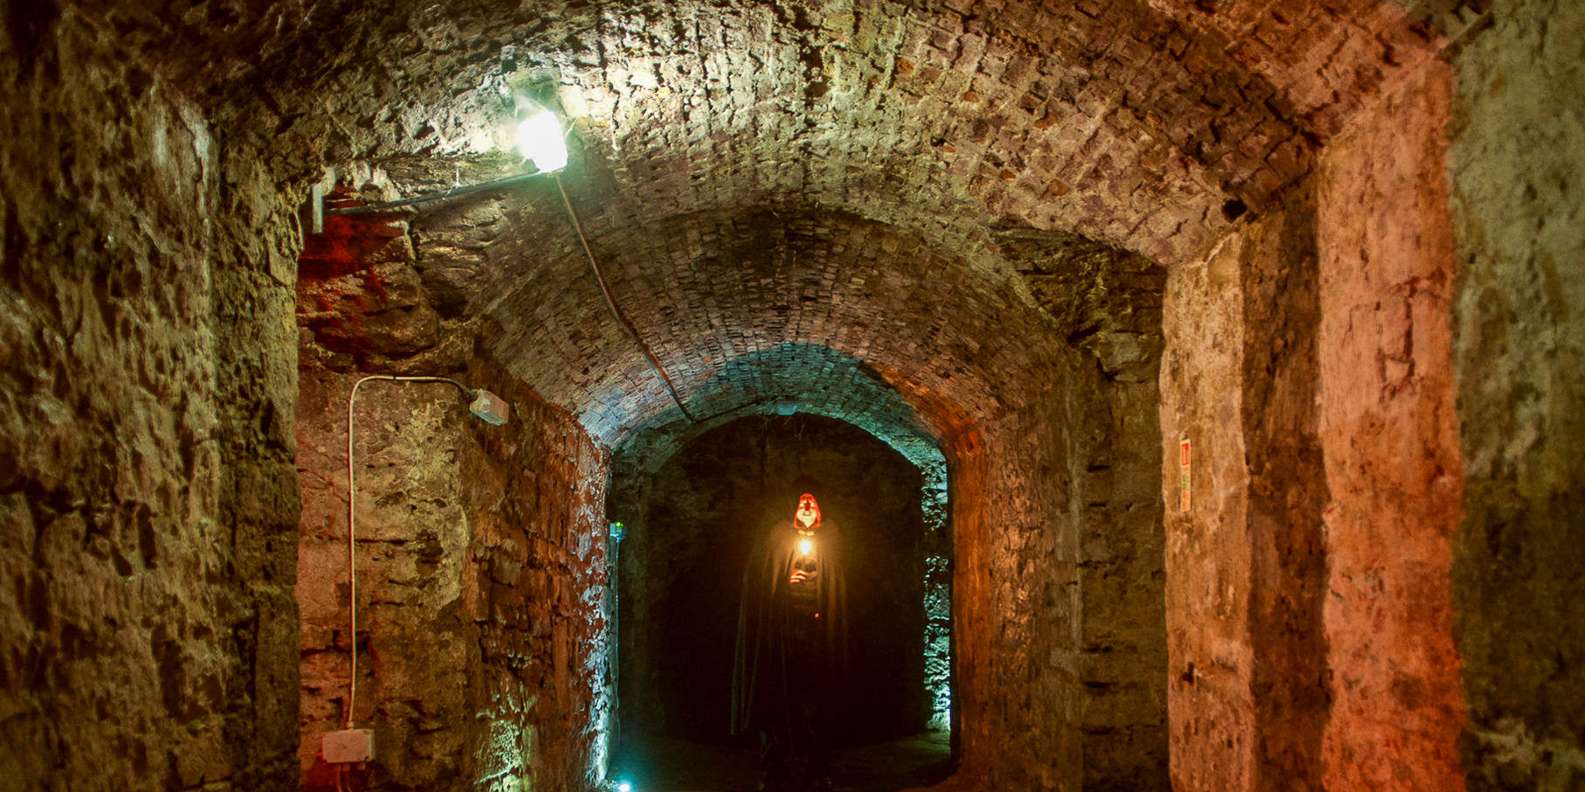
[
  {"x1": 797, "y1": 537, "x2": 814, "y2": 556},
  {"x1": 516, "y1": 109, "x2": 568, "y2": 173}
]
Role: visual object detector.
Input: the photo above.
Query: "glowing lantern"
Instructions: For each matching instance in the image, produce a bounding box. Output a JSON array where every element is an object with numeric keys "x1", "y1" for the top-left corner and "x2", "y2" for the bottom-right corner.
[{"x1": 797, "y1": 537, "x2": 814, "y2": 557}]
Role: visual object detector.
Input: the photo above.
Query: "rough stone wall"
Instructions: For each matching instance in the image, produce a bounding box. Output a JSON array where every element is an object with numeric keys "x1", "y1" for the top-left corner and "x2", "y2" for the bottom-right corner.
[
  {"x1": 1316, "y1": 58, "x2": 1466, "y2": 789},
  {"x1": 469, "y1": 366, "x2": 614, "y2": 792},
  {"x1": 0, "y1": 8, "x2": 301, "y2": 790},
  {"x1": 295, "y1": 216, "x2": 612, "y2": 791},
  {"x1": 296, "y1": 368, "x2": 479, "y2": 789},
  {"x1": 1160, "y1": 193, "x2": 1330, "y2": 792},
  {"x1": 1159, "y1": 228, "x2": 1258, "y2": 792},
  {"x1": 949, "y1": 414, "x2": 1081, "y2": 792},
  {"x1": 1162, "y1": 41, "x2": 1520, "y2": 790},
  {"x1": 1237, "y1": 190, "x2": 1331, "y2": 791},
  {"x1": 1009, "y1": 228, "x2": 1169, "y2": 791},
  {"x1": 1008, "y1": 231, "x2": 1172, "y2": 788},
  {"x1": 1072, "y1": 370, "x2": 1169, "y2": 791},
  {"x1": 1448, "y1": 0, "x2": 1585, "y2": 784},
  {"x1": 948, "y1": 334, "x2": 1167, "y2": 792},
  {"x1": 617, "y1": 414, "x2": 929, "y2": 747}
]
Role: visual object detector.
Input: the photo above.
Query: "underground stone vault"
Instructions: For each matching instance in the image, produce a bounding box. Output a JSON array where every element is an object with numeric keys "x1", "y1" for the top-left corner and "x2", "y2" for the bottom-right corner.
[{"x1": 2, "y1": 1, "x2": 1582, "y2": 791}]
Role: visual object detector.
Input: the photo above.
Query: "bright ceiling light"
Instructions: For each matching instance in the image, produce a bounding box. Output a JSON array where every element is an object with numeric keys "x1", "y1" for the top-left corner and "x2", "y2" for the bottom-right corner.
[{"x1": 516, "y1": 109, "x2": 568, "y2": 173}]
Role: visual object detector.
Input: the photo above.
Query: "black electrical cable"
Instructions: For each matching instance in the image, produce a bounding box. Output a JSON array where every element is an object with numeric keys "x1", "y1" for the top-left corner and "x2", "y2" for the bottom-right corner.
[
  {"x1": 689, "y1": 395, "x2": 782, "y2": 425},
  {"x1": 554, "y1": 173, "x2": 697, "y2": 423},
  {"x1": 324, "y1": 171, "x2": 545, "y2": 215}
]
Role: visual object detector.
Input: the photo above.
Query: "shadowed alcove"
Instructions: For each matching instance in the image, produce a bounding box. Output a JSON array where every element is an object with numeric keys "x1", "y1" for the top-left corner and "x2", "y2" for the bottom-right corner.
[{"x1": 611, "y1": 413, "x2": 952, "y2": 790}]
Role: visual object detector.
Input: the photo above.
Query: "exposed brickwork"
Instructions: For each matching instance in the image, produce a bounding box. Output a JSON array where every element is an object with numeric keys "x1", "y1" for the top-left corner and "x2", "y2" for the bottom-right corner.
[
  {"x1": 132, "y1": 0, "x2": 1438, "y2": 267},
  {"x1": 1145, "y1": 0, "x2": 1458, "y2": 138},
  {"x1": 7, "y1": 2, "x2": 1577, "y2": 792},
  {"x1": 416, "y1": 202, "x2": 1062, "y2": 447},
  {"x1": 231, "y1": 23, "x2": 1452, "y2": 788},
  {"x1": 603, "y1": 344, "x2": 946, "y2": 495}
]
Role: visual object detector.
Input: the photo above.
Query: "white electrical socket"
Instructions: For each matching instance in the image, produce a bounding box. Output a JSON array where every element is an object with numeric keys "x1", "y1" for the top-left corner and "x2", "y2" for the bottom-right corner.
[{"x1": 322, "y1": 728, "x2": 375, "y2": 764}]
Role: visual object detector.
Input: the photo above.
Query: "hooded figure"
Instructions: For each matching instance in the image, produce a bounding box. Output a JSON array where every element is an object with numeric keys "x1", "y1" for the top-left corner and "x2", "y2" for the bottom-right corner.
[{"x1": 731, "y1": 492, "x2": 849, "y2": 789}]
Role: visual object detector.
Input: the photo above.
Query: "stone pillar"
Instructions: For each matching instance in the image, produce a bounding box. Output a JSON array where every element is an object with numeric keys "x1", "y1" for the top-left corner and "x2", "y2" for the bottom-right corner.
[
  {"x1": 1164, "y1": 52, "x2": 1472, "y2": 792},
  {"x1": 1159, "y1": 191, "x2": 1329, "y2": 792},
  {"x1": 1316, "y1": 56, "x2": 1465, "y2": 790},
  {"x1": 1160, "y1": 225, "x2": 1258, "y2": 792}
]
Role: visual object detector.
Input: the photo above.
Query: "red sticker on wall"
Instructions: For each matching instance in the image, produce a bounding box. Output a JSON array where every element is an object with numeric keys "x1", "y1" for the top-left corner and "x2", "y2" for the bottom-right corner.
[{"x1": 1179, "y1": 437, "x2": 1192, "y2": 513}]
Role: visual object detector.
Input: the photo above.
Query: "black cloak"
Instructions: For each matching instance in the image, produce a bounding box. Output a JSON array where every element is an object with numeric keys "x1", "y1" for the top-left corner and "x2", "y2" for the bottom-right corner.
[{"x1": 730, "y1": 518, "x2": 849, "y2": 738}]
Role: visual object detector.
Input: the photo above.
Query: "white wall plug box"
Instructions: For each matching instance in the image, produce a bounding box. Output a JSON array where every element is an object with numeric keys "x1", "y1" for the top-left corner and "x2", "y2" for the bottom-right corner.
[{"x1": 322, "y1": 729, "x2": 375, "y2": 764}]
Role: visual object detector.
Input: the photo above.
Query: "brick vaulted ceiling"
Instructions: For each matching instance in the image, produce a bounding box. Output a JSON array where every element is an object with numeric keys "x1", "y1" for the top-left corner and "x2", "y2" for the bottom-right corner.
[{"x1": 114, "y1": 0, "x2": 1452, "y2": 446}]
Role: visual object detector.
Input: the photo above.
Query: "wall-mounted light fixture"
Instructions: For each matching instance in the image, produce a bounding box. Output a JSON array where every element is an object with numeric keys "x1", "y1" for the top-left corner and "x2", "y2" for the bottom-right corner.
[
  {"x1": 305, "y1": 104, "x2": 569, "y2": 231},
  {"x1": 517, "y1": 107, "x2": 569, "y2": 173}
]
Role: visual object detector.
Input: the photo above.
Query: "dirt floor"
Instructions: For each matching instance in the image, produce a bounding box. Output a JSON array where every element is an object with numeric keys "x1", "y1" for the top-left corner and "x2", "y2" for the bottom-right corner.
[{"x1": 616, "y1": 731, "x2": 955, "y2": 791}]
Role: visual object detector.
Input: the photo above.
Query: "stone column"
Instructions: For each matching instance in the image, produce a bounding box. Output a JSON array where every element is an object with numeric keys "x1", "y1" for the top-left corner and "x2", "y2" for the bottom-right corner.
[{"x1": 1159, "y1": 189, "x2": 1330, "y2": 792}]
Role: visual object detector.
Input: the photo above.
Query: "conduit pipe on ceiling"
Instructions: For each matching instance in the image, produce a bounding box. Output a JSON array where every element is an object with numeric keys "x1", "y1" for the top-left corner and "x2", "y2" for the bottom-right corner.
[
  {"x1": 343, "y1": 375, "x2": 511, "y2": 729},
  {"x1": 323, "y1": 171, "x2": 547, "y2": 217}
]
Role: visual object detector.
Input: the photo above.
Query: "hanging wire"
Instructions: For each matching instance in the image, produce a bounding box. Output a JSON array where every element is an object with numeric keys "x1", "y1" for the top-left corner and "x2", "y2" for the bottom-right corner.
[
  {"x1": 318, "y1": 162, "x2": 700, "y2": 424},
  {"x1": 554, "y1": 173, "x2": 697, "y2": 422},
  {"x1": 344, "y1": 375, "x2": 474, "y2": 730}
]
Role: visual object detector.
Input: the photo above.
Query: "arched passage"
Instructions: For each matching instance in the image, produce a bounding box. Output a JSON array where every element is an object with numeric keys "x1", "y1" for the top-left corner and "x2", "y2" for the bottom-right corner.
[
  {"x1": 287, "y1": 171, "x2": 1171, "y2": 788},
  {"x1": 9, "y1": 2, "x2": 1579, "y2": 792},
  {"x1": 610, "y1": 411, "x2": 950, "y2": 789},
  {"x1": 603, "y1": 342, "x2": 954, "y2": 738}
]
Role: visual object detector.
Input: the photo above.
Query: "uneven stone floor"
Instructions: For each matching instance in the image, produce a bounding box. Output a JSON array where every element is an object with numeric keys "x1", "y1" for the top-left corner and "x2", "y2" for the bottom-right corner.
[{"x1": 619, "y1": 731, "x2": 953, "y2": 792}]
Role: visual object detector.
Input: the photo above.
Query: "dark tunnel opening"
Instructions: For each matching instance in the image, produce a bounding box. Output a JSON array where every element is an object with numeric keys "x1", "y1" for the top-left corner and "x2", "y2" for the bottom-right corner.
[{"x1": 612, "y1": 414, "x2": 954, "y2": 790}]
